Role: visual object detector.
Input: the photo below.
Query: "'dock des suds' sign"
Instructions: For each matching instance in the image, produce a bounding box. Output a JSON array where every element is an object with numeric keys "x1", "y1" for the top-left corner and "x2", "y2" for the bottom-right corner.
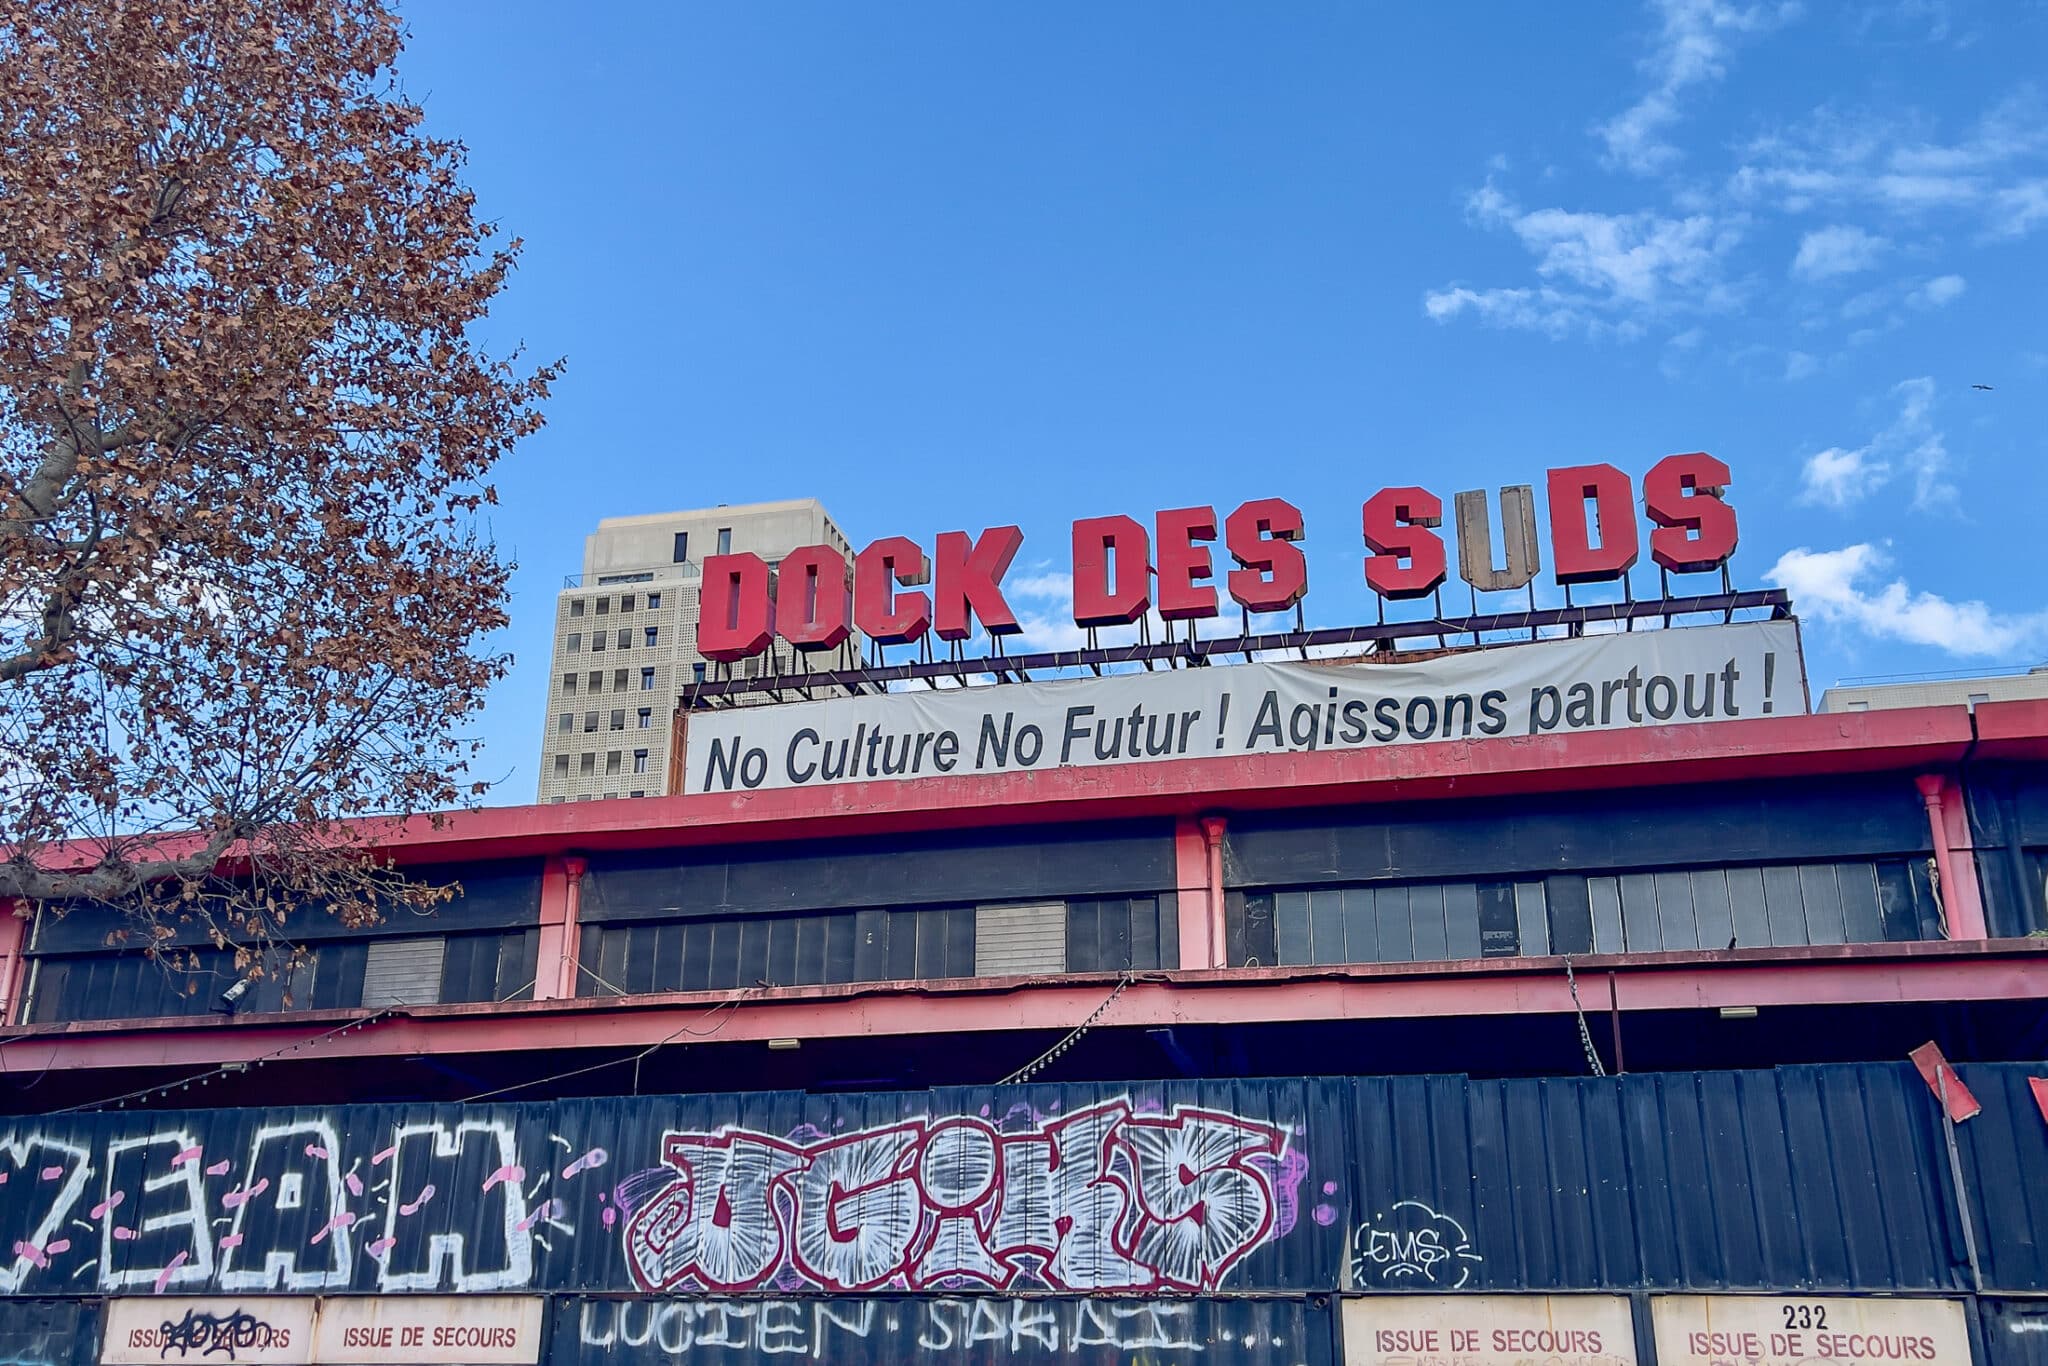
[{"x1": 682, "y1": 620, "x2": 1804, "y2": 795}]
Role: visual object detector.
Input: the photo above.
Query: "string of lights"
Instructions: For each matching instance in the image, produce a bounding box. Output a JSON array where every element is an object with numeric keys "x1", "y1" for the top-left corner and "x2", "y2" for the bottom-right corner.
[
  {"x1": 44, "y1": 1005, "x2": 405, "y2": 1115},
  {"x1": 998, "y1": 972, "x2": 1133, "y2": 1086}
]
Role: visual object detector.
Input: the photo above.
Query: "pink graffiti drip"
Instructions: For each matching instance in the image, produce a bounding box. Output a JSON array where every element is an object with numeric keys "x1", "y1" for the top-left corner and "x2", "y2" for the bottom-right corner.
[
  {"x1": 399, "y1": 1183, "x2": 436, "y2": 1216},
  {"x1": 172, "y1": 1146, "x2": 203, "y2": 1167},
  {"x1": 152, "y1": 1251, "x2": 188, "y2": 1295},
  {"x1": 371, "y1": 1144, "x2": 398, "y2": 1166},
  {"x1": 38, "y1": 1165, "x2": 63, "y2": 1181},
  {"x1": 206, "y1": 1160, "x2": 231, "y2": 1177},
  {"x1": 345, "y1": 1172, "x2": 364, "y2": 1197},
  {"x1": 482, "y1": 1164, "x2": 526, "y2": 1193},
  {"x1": 562, "y1": 1147, "x2": 608, "y2": 1179},
  {"x1": 112, "y1": 1227, "x2": 135, "y2": 1242},
  {"x1": 309, "y1": 1211, "x2": 356, "y2": 1245},
  {"x1": 514, "y1": 1198, "x2": 563, "y2": 1233},
  {"x1": 90, "y1": 1191, "x2": 125, "y2": 1219},
  {"x1": 219, "y1": 1234, "x2": 244, "y2": 1249},
  {"x1": 304, "y1": 1143, "x2": 330, "y2": 1160},
  {"x1": 45, "y1": 1238, "x2": 71, "y2": 1256},
  {"x1": 1312, "y1": 1203, "x2": 1338, "y2": 1226},
  {"x1": 366, "y1": 1236, "x2": 397, "y2": 1260},
  {"x1": 11, "y1": 1241, "x2": 49, "y2": 1268},
  {"x1": 601, "y1": 1205, "x2": 617, "y2": 1230},
  {"x1": 221, "y1": 1177, "x2": 269, "y2": 1210}
]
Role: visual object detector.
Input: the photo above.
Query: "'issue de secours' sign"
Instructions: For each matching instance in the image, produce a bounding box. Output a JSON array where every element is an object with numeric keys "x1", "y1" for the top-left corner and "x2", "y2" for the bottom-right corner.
[
  {"x1": 1342, "y1": 1294, "x2": 1639, "y2": 1366},
  {"x1": 101, "y1": 1296, "x2": 542, "y2": 1366},
  {"x1": 1650, "y1": 1296, "x2": 1971, "y2": 1366}
]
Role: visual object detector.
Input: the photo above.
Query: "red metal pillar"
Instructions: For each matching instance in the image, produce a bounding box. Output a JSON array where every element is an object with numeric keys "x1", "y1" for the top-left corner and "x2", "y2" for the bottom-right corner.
[
  {"x1": 1173, "y1": 818, "x2": 1218, "y2": 969},
  {"x1": 1200, "y1": 815, "x2": 1229, "y2": 969},
  {"x1": 1917, "y1": 774, "x2": 1987, "y2": 940},
  {"x1": 0, "y1": 901, "x2": 27, "y2": 1025},
  {"x1": 533, "y1": 855, "x2": 590, "y2": 1000}
]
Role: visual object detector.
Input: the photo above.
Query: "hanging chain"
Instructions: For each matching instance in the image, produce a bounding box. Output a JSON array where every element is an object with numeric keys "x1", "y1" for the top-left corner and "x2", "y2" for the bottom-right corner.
[
  {"x1": 1562, "y1": 956, "x2": 1609, "y2": 1078},
  {"x1": 1000, "y1": 972, "x2": 1134, "y2": 1086}
]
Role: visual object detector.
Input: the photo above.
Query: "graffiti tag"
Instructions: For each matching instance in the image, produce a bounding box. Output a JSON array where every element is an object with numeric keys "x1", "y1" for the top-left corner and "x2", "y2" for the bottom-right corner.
[
  {"x1": 624, "y1": 1101, "x2": 1292, "y2": 1293},
  {"x1": 1349, "y1": 1199, "x2": 1483, "y2": 1289}
]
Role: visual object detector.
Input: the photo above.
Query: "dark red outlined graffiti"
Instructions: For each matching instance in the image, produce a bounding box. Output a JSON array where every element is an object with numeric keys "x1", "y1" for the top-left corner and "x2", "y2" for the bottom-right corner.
[{"x1": 621, "y1": 1101, "x2": 1291, "y2": 1294}]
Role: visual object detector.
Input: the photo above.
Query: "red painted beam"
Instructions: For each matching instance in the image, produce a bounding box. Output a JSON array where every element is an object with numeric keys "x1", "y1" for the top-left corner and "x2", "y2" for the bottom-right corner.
[
  {"x1": 3, "y1": 706, "x2": 1992, "y2": 874},
  {"x1": 298, "y1": 706, "x2": 1983, "y2": 866},
  {"x1": 4, "y1": 939, "x2": 2042, "y2": 1074}
]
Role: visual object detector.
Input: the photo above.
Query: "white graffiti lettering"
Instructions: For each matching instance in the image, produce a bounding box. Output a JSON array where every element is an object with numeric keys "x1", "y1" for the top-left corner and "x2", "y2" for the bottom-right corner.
[
  {"x1": 0, "y1": 1133, "x2": 90, "y2": 1294},
  {"x1": 217, "y1": 1120, "x2": 349, "y2": 1291},
  {"x1": 1349, "y1": 1199, "x2": 1483, "y2": 1289},
  {"x1": 624, "y1": 1102, "x2": 1289, "y2": 1293},
  {"x1": 376, "y1": 1120, "x2": 531, "y2": 1293},
  {"x1": 575, "y1": 1297, "x2": 1205, "y2": 1357},
  {"x1": 99, "y1": 1131, "x2": 213, "y2": 1292}
]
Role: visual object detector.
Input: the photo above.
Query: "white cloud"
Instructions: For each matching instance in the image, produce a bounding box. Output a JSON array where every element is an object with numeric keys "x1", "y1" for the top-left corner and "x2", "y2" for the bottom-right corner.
[
  {"x1": 1795, "y1": 375, "x2": 1956, "y2": 511},
  {"x1": 1909, "y1": 273, "x2": 1966, "y2": 307},
  {"x1": 1783, "y1": 350, "x2": 1821, "y2": 380},
  {"x1": 1006, "y1": 569, "x2": 1073, "y2": 601},
  {"x1": 1798, "y1": 445, "x2": 1882, "y2": 505},
  {"x1": 1791, "y1": 224, "x2": 1887, "y2": 278},
  {"x1": 1421, "y1": 285, "x2": 1622, "y2": 339},
  {"x1": 1426, "y1": 187, "x2": 1742, "y2": 336},
  {"x1": 1598, "y1": 0, "x2": 1800, "y2": 175},
  {"x1": 1732, "y1": 94, "x2": 2048, "y2": 233},
  {"x1": 1992, "y1": 179, "x2": 2048, "y2": 236},
  {"x1": 1469, "y1": 189, "x2": 1743, "y2": 304},
  {"x1": 1767, "y1": 544, "x2": 2048, "y2": 656}
]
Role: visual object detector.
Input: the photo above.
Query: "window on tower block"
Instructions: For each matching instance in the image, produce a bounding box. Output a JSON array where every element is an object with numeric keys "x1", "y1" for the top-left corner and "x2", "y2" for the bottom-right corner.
[
  {"x1": 716, "y1": 527, "x2": 732, "y2": 555},
  {"x1": 672, "y1": 531, "x2": 689, "y2": 564},
  {"x1": 641, "y1": 668, "x2": 656, "y2": 690}
]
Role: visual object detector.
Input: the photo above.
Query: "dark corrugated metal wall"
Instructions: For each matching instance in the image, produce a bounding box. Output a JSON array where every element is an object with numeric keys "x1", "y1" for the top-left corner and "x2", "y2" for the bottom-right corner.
[{"x1": 2, "y1": 1063, "x2": 2044, "y2": 1301}]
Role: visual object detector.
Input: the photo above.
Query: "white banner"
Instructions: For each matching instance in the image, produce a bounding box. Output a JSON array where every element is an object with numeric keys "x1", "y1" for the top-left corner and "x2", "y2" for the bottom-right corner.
[{"x1": 683, "y1": 620, "x2": 1805, "y2": 795}]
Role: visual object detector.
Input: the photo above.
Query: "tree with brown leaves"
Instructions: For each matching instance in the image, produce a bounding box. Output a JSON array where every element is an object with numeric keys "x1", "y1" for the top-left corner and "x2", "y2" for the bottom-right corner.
[{"x1": 0, "y1": 0, "x2": 557, "y2": 960}]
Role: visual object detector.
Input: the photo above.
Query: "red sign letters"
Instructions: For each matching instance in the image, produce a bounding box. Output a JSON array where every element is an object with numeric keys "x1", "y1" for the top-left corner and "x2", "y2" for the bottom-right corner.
[{"x1": 697, "y1": 455, "x2": 1737, "y2": 661}]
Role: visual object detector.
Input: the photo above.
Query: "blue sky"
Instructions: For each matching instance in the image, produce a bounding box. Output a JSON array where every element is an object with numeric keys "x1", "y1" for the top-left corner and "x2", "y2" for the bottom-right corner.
[{"x1": 392, "y1": 1, "x2": 2048, "y2": 798}]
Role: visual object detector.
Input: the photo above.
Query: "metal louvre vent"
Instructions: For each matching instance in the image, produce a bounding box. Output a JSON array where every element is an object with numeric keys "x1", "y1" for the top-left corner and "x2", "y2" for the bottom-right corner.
[
  {"x1": 360, "y1": 937, "x2": 446, "y2": 1007},
  {"x1": 973, "y1": 902, "x2": 1067, "y2": 977}
]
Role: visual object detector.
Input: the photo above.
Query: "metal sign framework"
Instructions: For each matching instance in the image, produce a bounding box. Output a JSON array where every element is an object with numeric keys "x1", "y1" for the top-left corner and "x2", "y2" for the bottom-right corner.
[{"x1": 683, "y1": 588, "x2": 1793, "y2": 707}]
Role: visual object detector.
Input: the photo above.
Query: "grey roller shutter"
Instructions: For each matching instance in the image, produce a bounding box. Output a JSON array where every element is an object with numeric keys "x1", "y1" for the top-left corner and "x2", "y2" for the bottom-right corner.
[
  {"x1": 360, "y1": 937, "x2": 446, "y2": 1007},
  {"x1": 973, "y1": 902, "x2": 1067, "y2": 977}
]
